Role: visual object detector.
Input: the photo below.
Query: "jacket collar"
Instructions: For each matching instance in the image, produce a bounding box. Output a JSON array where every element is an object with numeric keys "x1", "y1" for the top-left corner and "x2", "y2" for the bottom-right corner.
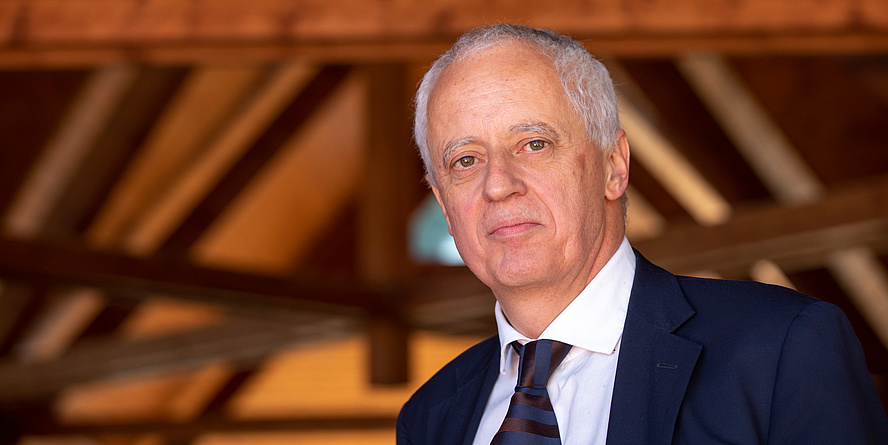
[{"x1": 606, "y1": 250, "x2": 702, "y2": 445}]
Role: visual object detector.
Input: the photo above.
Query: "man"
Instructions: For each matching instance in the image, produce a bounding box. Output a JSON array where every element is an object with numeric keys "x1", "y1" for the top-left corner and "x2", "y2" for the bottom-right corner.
[{"x1": 398, "y1": 24, "x2": 888, "y2": 444}]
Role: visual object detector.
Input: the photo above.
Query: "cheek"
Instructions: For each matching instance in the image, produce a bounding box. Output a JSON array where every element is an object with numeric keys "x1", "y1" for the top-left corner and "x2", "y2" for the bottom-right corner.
[
  {"x1": 551, "y1": 165, "x2": 590, "y2": 208},
  {"x1": 574, "y1": 155, "x2": 607, "y2": 200},
  {"x1": 442, "y1": 194, "x2": 478, "y2": 237},
  {"x1": 554, "y1": 167, "x2": 605, "y2": 226},
  {"x1": 574, "y1": 152, "x2": 588, "y2": 172}
]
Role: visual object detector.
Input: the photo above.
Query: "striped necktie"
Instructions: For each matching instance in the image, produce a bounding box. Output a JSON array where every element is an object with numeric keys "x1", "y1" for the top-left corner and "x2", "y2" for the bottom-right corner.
[{"x1": 491, "y1": 339, "x2": 572, "y2": 444}]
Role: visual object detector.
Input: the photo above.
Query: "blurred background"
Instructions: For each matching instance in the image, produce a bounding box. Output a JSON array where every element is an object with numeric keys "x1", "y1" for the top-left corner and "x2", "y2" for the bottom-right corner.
[{"x1": 0, "y1": 1, "x2": 887, "y2": 443}]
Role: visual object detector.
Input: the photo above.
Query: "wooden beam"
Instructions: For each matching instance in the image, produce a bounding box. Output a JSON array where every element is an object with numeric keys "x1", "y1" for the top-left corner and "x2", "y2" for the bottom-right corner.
[
  {"x1": 634, "y1": 175, "x2": 888, "y2": 275},
  {"x1": 87, "y1": 65, "x2": 265, "y2": 249},
  {"x1": 188, "y1": 70, "x2": 365, "y2": 273},
  {"x1": 159, "y1": 65, "x2": 351, "y2": 255},
  {"x1": 189, "y1": 369, "x2": 257, "y2": 420},
  {"x1": 360, "y1": 64, "x2": 414, "y2": 385},
  {"x1": 0, "y1": 71, "x2": 86, "y2": 216},
  {"x1": 620, "y1": 97, "x2": 732, "y2": 226},
  {"x1": 13, "y1": 288, "x2": 105, "y2": 363},
  {"x1": 408, "y1": 265, "x2": 496, "y2": 337},
  {"x1": 125, "y1": 62, "x2": 318, "y2": 255},
  {"x1": 0, "y1": 236, "x2": 387, "y2": 316},
  {"x1": 0, "y1": 0, "x2": 887, "y2": 67},
  {"x1": 676, "y1": 54, "x2": 823, "y2": 204},
  {"x1": 0, "y1": 282, "x2": 42, "y2": 356},
  {"x1": 3, "y1": 35, "x2": 888, "y2": 69},
  {"x1": 3, "y1": 65, "x2": 137, "y2": 238},
  {"x1": 41, "y1": 67, "x2": 188, "y2": 238},
  {"x1": 749, "y1": 259, "x2": 796, "y2": 289},
  {"x1": 827, "y1": 248, "x2": 888, "y2": 348},
  {"x1": 5, "y1": 0, "x2": 885, "y2": 43},
  {"x1": 625, "y1": 189, "x2": 666, "y2": 241},
  {"x1": 0, "y1": 316, "x2": 353, "y2": 401}
]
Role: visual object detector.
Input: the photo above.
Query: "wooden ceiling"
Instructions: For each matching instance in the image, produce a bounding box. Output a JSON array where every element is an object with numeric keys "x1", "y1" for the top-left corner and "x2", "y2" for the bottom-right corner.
[{"x1": 1, "y1": 1, "x2": 888, "y2": 443}]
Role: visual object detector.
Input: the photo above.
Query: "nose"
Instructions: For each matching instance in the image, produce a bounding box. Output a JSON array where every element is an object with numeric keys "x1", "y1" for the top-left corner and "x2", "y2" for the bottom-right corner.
[{"x1": 482, "y1": 153, "x2": 527, "y2": 202}]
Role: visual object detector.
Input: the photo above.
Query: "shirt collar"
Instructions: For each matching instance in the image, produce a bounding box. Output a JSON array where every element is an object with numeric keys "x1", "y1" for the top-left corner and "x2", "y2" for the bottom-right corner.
[{"x1": 495, "y1": 237, "x2": 636, "y2": 374}]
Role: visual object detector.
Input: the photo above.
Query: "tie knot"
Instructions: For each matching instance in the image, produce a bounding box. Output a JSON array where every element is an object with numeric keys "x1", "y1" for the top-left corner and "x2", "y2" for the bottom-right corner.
[{"x1": 513, "y1": 339, "x2": 572, "y2": 389}]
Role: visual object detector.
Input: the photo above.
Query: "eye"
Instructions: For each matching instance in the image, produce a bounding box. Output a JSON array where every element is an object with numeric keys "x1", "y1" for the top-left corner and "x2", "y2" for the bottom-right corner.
[
  {"x1": 525, "y1": 140, "x2": 548, "y2": 151},
  {"x1": 455, "y1": 156, "x2": 476, "y2": 168}
]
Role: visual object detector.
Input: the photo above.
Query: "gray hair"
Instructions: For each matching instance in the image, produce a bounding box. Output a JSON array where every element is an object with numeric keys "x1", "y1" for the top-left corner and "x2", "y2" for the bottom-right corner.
[{"x1": 414, "y1": 24, "x2": 621, "y2": 186}]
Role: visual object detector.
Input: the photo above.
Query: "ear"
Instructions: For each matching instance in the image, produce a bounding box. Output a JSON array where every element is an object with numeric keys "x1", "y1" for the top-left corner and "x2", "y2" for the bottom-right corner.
[
  {"x1": 604, "y1": 129, "x2": 630, "y2": 202},
  {"x1": 428, "y1": 175, "x2": 455, "y2": 236}
]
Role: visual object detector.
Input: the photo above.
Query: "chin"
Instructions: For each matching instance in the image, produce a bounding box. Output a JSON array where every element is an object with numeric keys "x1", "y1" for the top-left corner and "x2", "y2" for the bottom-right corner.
[{"x1": 487, "y1": 261, "x2": 551, "y2": 290}]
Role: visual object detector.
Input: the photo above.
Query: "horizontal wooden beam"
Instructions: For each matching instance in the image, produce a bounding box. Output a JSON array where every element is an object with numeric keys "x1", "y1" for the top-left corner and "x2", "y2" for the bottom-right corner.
[
  {"x1": 0, "y1": 0, "x2": 887, "y2": 67},
  {"x1": 4, "y1": 0, "x2": 884, "y2": 42},
  {"x1": 0, "y1": 316, "x2": 353, "y2": 401},
  {"x1": 14, "y1": 414, "x2": 394, "y2": 436},
  {"x1": 0, "y1": 236, "x2": 391, "y2": 316},
  {"x1": 635, "y1": 175, "x2": 888, "y2": 275}
]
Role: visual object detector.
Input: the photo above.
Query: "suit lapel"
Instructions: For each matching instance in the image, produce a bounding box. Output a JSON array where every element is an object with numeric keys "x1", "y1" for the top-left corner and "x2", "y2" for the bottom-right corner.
[
  {"x1": 422, "y1": 335, "x2": 500, "y2": 445},
  {"x1": 606, "y1": 252, "x2": 702, "y2": 445},
  {"x1": 460, "y1": 345, "x2": 500, "y2": 445}
]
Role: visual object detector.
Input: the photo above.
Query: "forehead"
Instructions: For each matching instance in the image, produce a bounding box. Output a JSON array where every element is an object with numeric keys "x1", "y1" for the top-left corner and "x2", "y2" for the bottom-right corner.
[
  {"x1": 427, "y1": 42, "x2": 576, "y2": 144},
  {"x1": 432, "y1": 42, "x2": 561, "y2": 105}
]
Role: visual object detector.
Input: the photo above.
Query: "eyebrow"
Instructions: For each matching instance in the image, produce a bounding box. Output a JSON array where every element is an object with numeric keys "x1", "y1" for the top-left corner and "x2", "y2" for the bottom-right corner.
[
  {"x1": 441, "y1": 136, "x2": 478, "y2": 168},
  {"x1": 510, "y1": 122, "x2": 562, "y2": 143}
]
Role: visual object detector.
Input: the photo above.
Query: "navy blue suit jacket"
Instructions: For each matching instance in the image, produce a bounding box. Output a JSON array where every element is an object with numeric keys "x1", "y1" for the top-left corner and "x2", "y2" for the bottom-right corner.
[{"x1": 397, "y1": 252, "x2": 888, "y2": 444}]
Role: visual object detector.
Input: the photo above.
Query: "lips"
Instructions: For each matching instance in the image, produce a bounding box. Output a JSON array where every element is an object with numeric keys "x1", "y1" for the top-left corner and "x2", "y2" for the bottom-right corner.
[{"x1": 487, "y1": 218, "x2": 541, "y2": 237}]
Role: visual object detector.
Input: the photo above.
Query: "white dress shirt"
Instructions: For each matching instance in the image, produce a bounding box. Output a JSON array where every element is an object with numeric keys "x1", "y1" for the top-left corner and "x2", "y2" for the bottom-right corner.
[{"x1": 472, "y1": 238, "x2": 636, "y2": 445}]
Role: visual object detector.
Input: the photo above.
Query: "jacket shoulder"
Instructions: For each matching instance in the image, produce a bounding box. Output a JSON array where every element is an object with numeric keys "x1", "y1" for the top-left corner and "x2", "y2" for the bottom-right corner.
[
  {"x1": 670, "y1": 276, "x2": 888, "y2": 442},
  {"x1": 675, "y1": 275, "x2": 820, "y2": 327}
]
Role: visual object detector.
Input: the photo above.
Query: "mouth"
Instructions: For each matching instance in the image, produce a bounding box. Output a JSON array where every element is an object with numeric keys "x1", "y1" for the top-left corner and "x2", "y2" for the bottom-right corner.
[{"x1": 488, "y1": 219, "x2": 541, "y2": 237}]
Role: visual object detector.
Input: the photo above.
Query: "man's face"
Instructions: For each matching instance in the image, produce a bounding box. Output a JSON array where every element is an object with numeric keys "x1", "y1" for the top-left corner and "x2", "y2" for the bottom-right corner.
[{"x1": 426, "y1": 42, "x2": 628, "y2": 297}]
